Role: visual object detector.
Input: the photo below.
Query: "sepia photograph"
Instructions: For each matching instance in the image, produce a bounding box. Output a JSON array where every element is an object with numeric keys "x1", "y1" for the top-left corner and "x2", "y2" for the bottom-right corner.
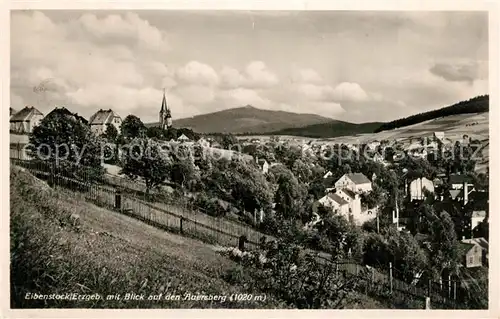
[{"x1": 6, "y1": 5, "x2": 494, "y2": 312}]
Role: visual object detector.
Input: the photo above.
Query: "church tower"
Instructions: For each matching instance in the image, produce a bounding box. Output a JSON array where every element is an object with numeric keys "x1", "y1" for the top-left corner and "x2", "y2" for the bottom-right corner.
[{"x1": 159, "y1": 89, "x2": 172, "y2": 130}]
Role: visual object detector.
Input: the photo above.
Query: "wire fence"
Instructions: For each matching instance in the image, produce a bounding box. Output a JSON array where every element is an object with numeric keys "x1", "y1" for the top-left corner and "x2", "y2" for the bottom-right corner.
[{"x1": 10, "y1": 156, "x2": 471, "y2": 308}]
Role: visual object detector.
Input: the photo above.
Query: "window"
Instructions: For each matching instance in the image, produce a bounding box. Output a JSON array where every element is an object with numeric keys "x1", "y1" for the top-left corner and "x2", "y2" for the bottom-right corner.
[{"x1": 469, "y1": 256, "x2": 474, "y2": 264}]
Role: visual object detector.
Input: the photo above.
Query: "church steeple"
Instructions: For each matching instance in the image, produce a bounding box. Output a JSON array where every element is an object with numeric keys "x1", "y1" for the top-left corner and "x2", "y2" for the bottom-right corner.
[{"x1": 159, "y1": 88, "x2": 172, "y2": 130}]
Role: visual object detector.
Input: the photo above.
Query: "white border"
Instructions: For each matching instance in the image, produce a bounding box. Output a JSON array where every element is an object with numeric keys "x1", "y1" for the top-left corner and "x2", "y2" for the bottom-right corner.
[{"x1": 1, "y1": 1, "x2": 498, "y2": 318}]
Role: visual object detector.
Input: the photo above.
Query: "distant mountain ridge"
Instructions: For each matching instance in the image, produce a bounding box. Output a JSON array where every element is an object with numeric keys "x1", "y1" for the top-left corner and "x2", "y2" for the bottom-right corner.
[
  {"x1": 170, "y1": 105, "x2": 333, "y2": 134},
  {"x1": 374, "y1": 95, "x2": 489, "y2": 133},
  {"x1": 145, "y1": 95, "x2": 488, "y2": 138},
  {"x1": 268, "y1": 121, "x2": 384, "y2": 138}
]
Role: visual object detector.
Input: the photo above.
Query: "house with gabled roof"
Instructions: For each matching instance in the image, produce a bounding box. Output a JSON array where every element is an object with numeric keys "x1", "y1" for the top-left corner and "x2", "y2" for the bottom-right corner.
[
  {"x1": 46, "y1": 107, "x2": 88, "y2": 124},
  {"x1": 10, "y1": 106, "x2": 44, "y2": 134},
  {"x1": 178, "y1": 134, "x2": 190, "y2": 142},
  {"x1": 460, "y1": 237, "x2": 488, "y2": 268},
  {"x1": 334, "y1": 173, "x2": 372, "y2": 194},
  {"x1": 88, "y1": 109, "x2": 122, "y2": 136},
  {"x1": 318, "y1": 192, "x2": 349, "y2": 216}
]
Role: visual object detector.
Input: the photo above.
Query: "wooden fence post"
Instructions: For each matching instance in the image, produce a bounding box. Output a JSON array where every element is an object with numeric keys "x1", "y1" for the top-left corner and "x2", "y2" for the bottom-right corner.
[
  {"x1": 371, "y1": 267, "x2": 375, "y2": 287},
  {"x1": 453, "y1": 281, "x2": 457, "y2": 301},
  {"x1": 389, "y1": 262, "x2": 393, "y2": 294},
  {"x1": 115, "y1": 191, "x2": 122, "y2": 210},
  {"x1": 448, "y1": 275, "x2": 451, "y2": 299}
]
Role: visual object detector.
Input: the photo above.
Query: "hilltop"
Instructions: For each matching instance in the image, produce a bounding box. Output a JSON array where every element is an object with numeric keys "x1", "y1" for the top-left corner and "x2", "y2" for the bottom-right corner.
[
  {"x1": 267, "y1": 95, "x2": 489, "y2": 138},
  {"x1": 169, "y1": 105, "x2": 333, "y2": 134}
]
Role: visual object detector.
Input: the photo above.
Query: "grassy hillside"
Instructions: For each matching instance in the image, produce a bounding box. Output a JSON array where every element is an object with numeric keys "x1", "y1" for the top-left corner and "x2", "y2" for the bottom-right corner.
[
  {"x1": 9, "y1": 167, "x2": 282, "y2": 308},
  {"x1": 375, "y1": 95, "x2": 489, "y2": 133},
  {"x1": 170, "y1": 105, "x2": 332, "y2": 134},
  {"x1": 10, "y1": 167, "x2": 392, "y2": 309},
  {"x1": 268, "y1": 121, "x2": 383, "y2": 138}
]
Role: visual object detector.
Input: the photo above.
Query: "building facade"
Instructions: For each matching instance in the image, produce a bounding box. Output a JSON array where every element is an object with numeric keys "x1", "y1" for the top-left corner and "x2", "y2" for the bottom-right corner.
[
  {"x1": 334, "y1": 173, "x2": 372, "y2": 194},
  {"x1": 10, "y1": 106, "x2": 44, "y2": 134},
  {"x1": 88, "y1": 109, "x2": 122, "y2": 135}
]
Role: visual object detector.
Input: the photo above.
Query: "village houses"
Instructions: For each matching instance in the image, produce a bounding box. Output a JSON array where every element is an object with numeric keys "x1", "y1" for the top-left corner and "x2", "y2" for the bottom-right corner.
[
  {"x1": 10, "y1": 106, "x2": 44, "y2": 134},
  {"x1": 334, "y1": 173, "x2": 373, "y2": 194},
  {"x1": 88, "y1": 109, "x2": 122, "y2": 136}
]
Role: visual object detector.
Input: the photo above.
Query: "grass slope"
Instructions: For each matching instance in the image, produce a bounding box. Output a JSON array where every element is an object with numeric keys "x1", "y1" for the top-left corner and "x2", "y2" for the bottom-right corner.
[
  {"x1": 10, "y1": 167, "x2": 395, "y2": 309},
  {"x1": 170, "y1": 105, "x2": 332, "y2": 134},
  {"x1": 9, "y1": 167, "x2": 282, "y2": 308}
]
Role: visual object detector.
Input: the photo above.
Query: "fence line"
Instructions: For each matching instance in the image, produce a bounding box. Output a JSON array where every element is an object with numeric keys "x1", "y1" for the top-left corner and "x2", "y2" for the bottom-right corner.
[{"x1": 10, "y1": 157, "x2": 468, "y2": 308}]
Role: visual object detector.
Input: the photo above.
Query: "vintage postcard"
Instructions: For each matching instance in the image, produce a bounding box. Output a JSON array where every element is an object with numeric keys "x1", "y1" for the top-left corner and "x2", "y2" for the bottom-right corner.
[{"x1": 2, "y1": 0, "x2": 498, "y2": 317}]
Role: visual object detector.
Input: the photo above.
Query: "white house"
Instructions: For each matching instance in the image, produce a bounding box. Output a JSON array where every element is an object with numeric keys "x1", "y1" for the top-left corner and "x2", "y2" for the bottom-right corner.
[
  {"x1": 178, "y1": 134, "x2": 190, "y2": 142},
  {"x1": 335, "y1": 173, "x2": 372, "y2": 194},
  {"x1": 409, "y1": 177, "x2": 435, "y2": 201},
  {"x1": 88, "y1": 109, "x2": 122, "y2": 136},
  {"x1": 433, "y1": 131, "x2": 445, "y2": 141},
  {"x1": 318, "y1": 193, "x2": 349, "y2": 216},
  {"x1": 471, "y1": 211, "x2": 486, "y2": 230},
  {"x1": 256, "y1": 157, "x2": 270, "y2": 174},
  {"x1": 10, "y1": 106, "x2": 44, "y2": 134}
]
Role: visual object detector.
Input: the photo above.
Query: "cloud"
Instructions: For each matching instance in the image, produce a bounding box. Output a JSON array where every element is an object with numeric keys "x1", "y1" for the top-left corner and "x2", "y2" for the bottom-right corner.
[
  {"x1": 295, "y1": 81, "x2": 370, "y2": 103},
  {"x1": 176, "y1": 61, "x2": 220, "y2": 86},
  {"x1": 220, "y1": 61, "x2": 279, "y2": 89},
  {"x1": 331, "y1": 82, "x2": 370, "y2": 102},
  {"x1": 77, "y1": 12, "x2": 170, "y2": 52},
  {"x1": 217, "y1": 88, "x2": 273, "y2": 108},
  {"x1": 174, "y1": 85, "x2": 216, "y2": 105},
  {"x1": 292, "y1": 68, "x2": 323, "y2": 84},
  {"x1": 430, "y1": 61, "x2": 488, "y2": 83}
]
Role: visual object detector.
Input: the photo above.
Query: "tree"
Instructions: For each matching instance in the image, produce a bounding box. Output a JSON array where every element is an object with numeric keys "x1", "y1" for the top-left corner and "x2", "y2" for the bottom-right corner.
[
  {"x1": 120, "y1": 139, "x2": 170, "y2": 195},
  {"x1": 28, "y1": 109, "x2": 104, "y2": 181},
  {"x1": 220, "y1": 133, "x2": 238, "y2": 150},
  {"x1": 120, "y1": 115, "x2": 146, "y2": 139},
  {"x1": 229, "y1": 159, "x2": 274, "y2": 214},
  {"x1": 419, "y1": 205, "x2": 460, "y2": 278},
  {"x1": 146, "y1": 126, "x2": 165, "y2": 140},
  {"x1": 292, "y1": 159, "x2": 312, "y2": 183},
  {"x1": 170, "y1": 160, "x2": 198, "y2": 191},
  {"x1": 274, "y1": 171, "x2": 305, "y2": 220},
  {"x1": 103, "y1": 123, "x2": 118, "y2": 142}
]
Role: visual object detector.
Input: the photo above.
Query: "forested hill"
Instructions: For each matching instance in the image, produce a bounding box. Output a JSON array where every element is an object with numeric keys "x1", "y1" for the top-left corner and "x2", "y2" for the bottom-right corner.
[{"x1": 374, "y1": 95, "x2": 489, "y2": 133}]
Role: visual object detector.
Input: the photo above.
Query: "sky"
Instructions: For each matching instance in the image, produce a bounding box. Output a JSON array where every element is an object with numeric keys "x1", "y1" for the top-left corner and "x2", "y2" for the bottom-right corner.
[{"x1": 10, "y1": 10, "x2": 489, "y2": 123}]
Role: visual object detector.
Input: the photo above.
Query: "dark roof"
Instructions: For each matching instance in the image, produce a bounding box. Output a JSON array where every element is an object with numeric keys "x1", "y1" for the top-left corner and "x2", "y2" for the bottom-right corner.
[
  {"x1": 449, "y1": 174, "x2": 474, "y2": 185},
  {"x1": 462, "y1": 238, "x2": 488, "y2": 251},
  {"x1": 10, "y1": 106, "x2": 43, "y2": 122},
  {"x1": 328, "y1": 193, "x2": 349, "y2": 206},
  {"x1": 346, "y1": 173, "x2": 371, "y2": 185},
  {"x1": 10, "y1": 107, "x2": 17, "y2": 116},
  {"x1": 458, "y1": 242, "x2": 476, "y2": 257},
  {"x1": 89, "y1": 109, "x2": 120, "y2": 125},
  {"x1": 47, "y1": 107, "x2": 88, "y2": 125},
  {"x1": 339, "y1": 188, "x2": 356, "y2": 199}
]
